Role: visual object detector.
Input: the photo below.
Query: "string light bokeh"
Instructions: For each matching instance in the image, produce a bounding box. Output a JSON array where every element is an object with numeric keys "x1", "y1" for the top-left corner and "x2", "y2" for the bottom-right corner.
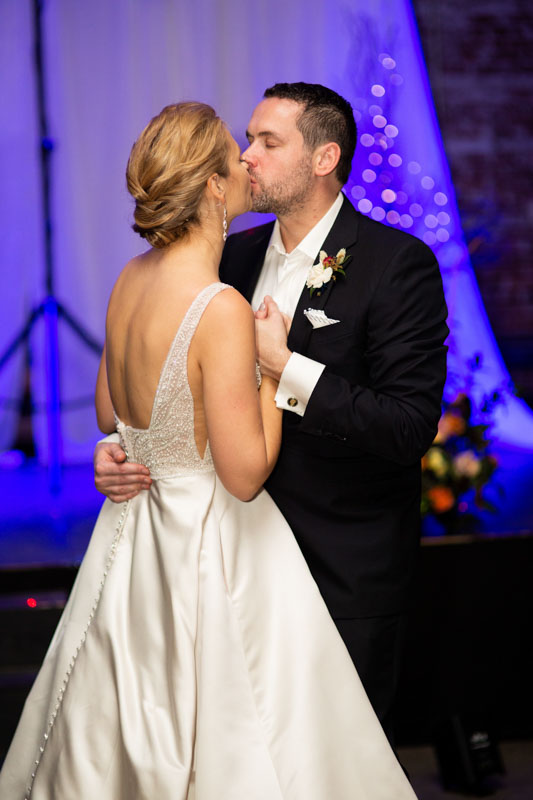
[{"x1": 343, "y1": 45, "x2": 533, "y2": 447}]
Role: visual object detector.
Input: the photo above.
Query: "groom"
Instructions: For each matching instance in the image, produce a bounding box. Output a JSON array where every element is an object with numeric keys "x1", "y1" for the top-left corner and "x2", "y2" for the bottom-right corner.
[{"x1": 94, "y1": 83, "x2": 448, "y2": 745}]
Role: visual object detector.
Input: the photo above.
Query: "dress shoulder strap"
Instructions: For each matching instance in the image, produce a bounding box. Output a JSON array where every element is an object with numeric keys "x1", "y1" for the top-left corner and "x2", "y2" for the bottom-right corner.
[
  {"x1": 150, "y1": 282, "x2": 231, "y2": 423},
  {"x1": 180, "y1": 282, "x2": 232, "y2": 347}
]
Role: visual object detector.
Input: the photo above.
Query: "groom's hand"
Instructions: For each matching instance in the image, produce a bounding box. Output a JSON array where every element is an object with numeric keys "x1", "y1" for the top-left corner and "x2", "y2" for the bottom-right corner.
[
  {"x1": 94, "y1": 442, "x2": 152, "y2": 503},
  {"x1": 254, "y1": 296, "x2": 292, "y2": 381}
]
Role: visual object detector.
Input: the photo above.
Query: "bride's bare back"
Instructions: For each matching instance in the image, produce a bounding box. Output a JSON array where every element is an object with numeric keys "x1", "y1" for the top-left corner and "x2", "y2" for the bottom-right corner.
[
  {"x1": 104, "y1": 250, "x2": 212, "y2": 457},
  {"x1": 96, "y1": 246, "x2": 282, "y2": 500}
]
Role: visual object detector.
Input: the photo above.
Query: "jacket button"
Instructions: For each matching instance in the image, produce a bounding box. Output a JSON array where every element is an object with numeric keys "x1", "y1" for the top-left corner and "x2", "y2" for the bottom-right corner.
[{"x1": 288, "y1": 397, "x2": 298, "y2": 407}]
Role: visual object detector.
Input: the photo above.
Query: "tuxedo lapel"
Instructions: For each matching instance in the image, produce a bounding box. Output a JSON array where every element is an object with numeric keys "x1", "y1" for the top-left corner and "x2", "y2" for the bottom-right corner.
[
  {"x1": 227, "y1": 222, "x2": 274, "y2": 303},
  {"x1": 288, "y1": 196, "x2": 360, "y2": 354},
  {"x1": 241, "y1": 236, "x2": 270, "y2": 303}
]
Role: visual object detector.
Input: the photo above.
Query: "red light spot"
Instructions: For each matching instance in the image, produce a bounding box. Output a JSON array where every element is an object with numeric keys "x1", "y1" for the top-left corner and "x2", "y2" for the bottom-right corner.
[{"x1": 27, "y1": 597, "x2": 37, "y2": 608}]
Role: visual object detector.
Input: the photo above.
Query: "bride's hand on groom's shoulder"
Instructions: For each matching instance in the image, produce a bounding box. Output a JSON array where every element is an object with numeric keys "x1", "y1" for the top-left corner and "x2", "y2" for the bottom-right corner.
[{"x1": 94, "y1": 442, "x2": 152, "y2": 503}]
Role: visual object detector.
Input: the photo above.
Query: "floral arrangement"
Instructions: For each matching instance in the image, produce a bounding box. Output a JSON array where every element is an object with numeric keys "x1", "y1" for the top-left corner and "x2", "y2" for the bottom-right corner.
[{"x1": 421, "y1": 392, "x2": 499, "y2": 534}]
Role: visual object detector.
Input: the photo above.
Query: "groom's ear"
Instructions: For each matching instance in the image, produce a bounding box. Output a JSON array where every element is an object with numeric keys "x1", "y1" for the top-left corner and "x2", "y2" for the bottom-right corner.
[{"x1": 313, "y1": 142, "x2": 341, "y2": 179}]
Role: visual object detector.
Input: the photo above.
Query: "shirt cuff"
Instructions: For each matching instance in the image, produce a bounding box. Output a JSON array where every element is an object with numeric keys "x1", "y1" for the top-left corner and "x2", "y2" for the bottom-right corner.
[
  {"x1": 275, "y1": 352, "x2": 325, "y2": 416},
  {"x1": 97, "y1": 432, "x2": 120, "y2": 445}
]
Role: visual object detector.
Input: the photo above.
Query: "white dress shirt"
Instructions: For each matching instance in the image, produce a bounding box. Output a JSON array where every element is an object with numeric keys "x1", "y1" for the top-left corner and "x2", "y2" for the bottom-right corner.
[{"x1": 251, "y1": 192, "x2": 344, "y2": 416}]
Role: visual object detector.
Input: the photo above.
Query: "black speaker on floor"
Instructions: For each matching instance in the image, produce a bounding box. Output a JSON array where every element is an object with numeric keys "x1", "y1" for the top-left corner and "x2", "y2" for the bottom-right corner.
[{"x1": 433, "y1": 715, "x2": 505, "y2": 796}]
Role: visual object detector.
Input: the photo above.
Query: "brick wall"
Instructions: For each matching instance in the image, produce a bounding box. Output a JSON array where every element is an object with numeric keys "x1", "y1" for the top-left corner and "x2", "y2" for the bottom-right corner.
[{"x1": 412, "y1": 0, "x2": 533, "y2": 404}]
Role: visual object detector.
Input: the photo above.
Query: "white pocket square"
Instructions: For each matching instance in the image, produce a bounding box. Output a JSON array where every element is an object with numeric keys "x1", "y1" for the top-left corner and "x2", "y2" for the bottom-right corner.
[{"x1": 303, "y1": 308, "x2": 340, "y2": 329}]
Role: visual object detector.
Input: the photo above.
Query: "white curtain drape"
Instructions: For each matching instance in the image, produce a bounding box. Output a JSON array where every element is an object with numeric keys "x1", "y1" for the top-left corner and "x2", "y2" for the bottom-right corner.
[{"x1": 2, "y1": 0, "x2": 531, "y2": 461}]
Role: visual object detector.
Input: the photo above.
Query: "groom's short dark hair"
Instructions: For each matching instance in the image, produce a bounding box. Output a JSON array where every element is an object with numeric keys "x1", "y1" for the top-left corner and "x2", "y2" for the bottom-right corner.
[{"x1": 263, "y1": 82, "x2": 357, "y2": 186}]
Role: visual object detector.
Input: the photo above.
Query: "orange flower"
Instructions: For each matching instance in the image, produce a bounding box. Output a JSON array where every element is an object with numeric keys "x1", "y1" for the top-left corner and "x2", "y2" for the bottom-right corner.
[
  {"x1": 427, "y1": 486, "x2": 455, "y2": 513},
  {"x1": 434, "y1": 412, "x2": 466, "y2": 444}
]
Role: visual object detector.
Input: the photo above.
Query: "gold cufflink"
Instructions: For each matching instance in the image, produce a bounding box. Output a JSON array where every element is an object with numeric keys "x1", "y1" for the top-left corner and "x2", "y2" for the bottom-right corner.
[{"x1": 288, "y1": 397, "x2": 298, "y2": 407}]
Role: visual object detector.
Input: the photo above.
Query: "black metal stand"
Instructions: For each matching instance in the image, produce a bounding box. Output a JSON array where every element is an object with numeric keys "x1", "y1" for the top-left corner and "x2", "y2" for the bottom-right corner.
[{"x1": 0, "y1": 0, "x2": 102, "y2": 492}]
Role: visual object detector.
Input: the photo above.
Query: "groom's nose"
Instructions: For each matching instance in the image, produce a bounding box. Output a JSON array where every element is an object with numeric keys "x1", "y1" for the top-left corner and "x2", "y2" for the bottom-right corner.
[{"x1": 241, "y1": 143, "x2": 256, "y2": 168}]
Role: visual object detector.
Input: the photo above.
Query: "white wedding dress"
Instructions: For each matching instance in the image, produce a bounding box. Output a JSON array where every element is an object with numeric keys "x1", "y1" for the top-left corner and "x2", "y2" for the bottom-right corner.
[{"x1": 0, "y1": 283, "x2": 416, "y2": 800}]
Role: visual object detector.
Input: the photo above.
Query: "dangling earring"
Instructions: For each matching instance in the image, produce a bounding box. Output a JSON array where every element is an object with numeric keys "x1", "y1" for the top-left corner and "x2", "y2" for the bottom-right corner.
[{"x1": 222, "y1": 202, "x2": 228, "y2": 242}]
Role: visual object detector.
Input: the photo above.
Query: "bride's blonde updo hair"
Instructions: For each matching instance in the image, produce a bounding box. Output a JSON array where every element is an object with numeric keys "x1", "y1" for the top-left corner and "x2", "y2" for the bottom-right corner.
[{"x1": 126, "y1": 102, "x2": 230, "y2": 248}]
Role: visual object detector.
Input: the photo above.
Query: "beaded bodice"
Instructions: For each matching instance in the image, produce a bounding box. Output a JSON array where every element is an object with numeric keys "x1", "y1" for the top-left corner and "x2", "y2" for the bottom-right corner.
[{"x1": 115, "y1": 283, "x2": 230, "y2": 479}]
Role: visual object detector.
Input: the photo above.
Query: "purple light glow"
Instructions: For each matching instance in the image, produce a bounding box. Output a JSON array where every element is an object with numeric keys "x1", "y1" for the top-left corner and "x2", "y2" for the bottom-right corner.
[
  {"x1": 343, "y1": 5, "x2": 533, "y2": 446},
  {"x1": 350, "y1": 185, "x2": 365, "y2": 200},
  {"x1": 381, "y1": 189, "x2": 397, "y2": 203}
]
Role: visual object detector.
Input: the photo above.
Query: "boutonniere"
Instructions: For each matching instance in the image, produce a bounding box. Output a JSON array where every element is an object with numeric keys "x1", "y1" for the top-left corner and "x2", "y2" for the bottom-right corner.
[{"x1": 306, "y1": 249, "x2": 351, "y2": 297}]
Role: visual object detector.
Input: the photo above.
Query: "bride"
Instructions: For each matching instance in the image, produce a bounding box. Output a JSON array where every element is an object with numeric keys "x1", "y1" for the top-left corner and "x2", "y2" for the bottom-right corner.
[{"x1": 0, "y1": 102, "x2": 416, "y2": 799}]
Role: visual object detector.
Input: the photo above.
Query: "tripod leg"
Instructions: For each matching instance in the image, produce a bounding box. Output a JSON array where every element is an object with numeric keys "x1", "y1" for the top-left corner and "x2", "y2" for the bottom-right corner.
[
  {"x1": 44, "y1": 297, "x2": 62, "y2": 493},
  {"x1": 0, "y1": 306, "x2": 42, "y2": 370},
  {"x1": 57, "y1": 302, "x2": 102, "y2": 355}
]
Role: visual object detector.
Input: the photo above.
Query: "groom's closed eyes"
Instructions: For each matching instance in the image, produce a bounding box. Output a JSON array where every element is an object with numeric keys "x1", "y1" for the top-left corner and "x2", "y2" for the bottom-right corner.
[{"x1": 245, "y1": 130, "x2": 285, "y2": 148}]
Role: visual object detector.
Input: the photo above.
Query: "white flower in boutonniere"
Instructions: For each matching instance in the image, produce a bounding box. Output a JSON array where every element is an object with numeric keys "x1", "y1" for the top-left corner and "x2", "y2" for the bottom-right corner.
[
  {"x1": 306, "y1": 262, "x2": 333, "y2": 291},
  {"x1": 306, "y1": 248, "x2": 352, "y2": 297}
]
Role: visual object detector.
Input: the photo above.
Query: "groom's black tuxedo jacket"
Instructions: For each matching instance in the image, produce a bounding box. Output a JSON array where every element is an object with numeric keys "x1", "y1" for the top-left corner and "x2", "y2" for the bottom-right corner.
[{"x1": 220, "y1": 196, "x2": 448, "y2": 618}]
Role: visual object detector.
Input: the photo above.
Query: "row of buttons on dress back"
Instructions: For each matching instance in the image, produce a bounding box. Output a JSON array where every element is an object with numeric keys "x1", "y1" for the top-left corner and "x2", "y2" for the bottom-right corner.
[{"x1": 24, "y1": 501, "x2": 131, "y2": 799}]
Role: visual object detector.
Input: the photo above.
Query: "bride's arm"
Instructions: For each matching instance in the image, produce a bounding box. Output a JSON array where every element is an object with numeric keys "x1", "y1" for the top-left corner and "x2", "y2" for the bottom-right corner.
[
  {"x1": 95, "y1": 343, "x2": 116, "y2": 434},
  {"x1": 196, "y1": 288, "x2": 282, "y2": 502}
]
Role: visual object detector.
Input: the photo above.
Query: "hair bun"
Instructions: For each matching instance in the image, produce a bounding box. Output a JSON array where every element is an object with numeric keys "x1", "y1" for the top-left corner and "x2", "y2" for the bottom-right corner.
[{"x1": 126, "y1": 103, "x2": 229, "y2": 248}]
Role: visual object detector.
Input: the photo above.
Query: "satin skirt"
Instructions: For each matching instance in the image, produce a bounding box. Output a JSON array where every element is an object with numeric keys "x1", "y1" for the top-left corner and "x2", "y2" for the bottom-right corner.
[{"x1": 0, "y1": 472, "x2": 416, "y2": 799}]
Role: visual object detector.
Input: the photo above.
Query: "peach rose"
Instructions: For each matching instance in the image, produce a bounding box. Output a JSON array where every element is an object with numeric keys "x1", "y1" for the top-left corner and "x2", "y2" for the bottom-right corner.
[{"x1": 453, "y1": 450, "x2": 481, "y2": 478}]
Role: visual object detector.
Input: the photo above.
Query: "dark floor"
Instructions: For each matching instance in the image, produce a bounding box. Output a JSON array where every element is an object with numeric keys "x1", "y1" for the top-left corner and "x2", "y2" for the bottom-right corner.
[{"x1": 398, "y1": 740, "x2": 533, "y2": 799}]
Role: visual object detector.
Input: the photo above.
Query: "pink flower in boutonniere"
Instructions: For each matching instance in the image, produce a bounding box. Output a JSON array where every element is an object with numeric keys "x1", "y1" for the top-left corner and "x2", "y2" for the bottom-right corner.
[{"x1": 306, "y1": 248, "x2": 352, "y2": 297}]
